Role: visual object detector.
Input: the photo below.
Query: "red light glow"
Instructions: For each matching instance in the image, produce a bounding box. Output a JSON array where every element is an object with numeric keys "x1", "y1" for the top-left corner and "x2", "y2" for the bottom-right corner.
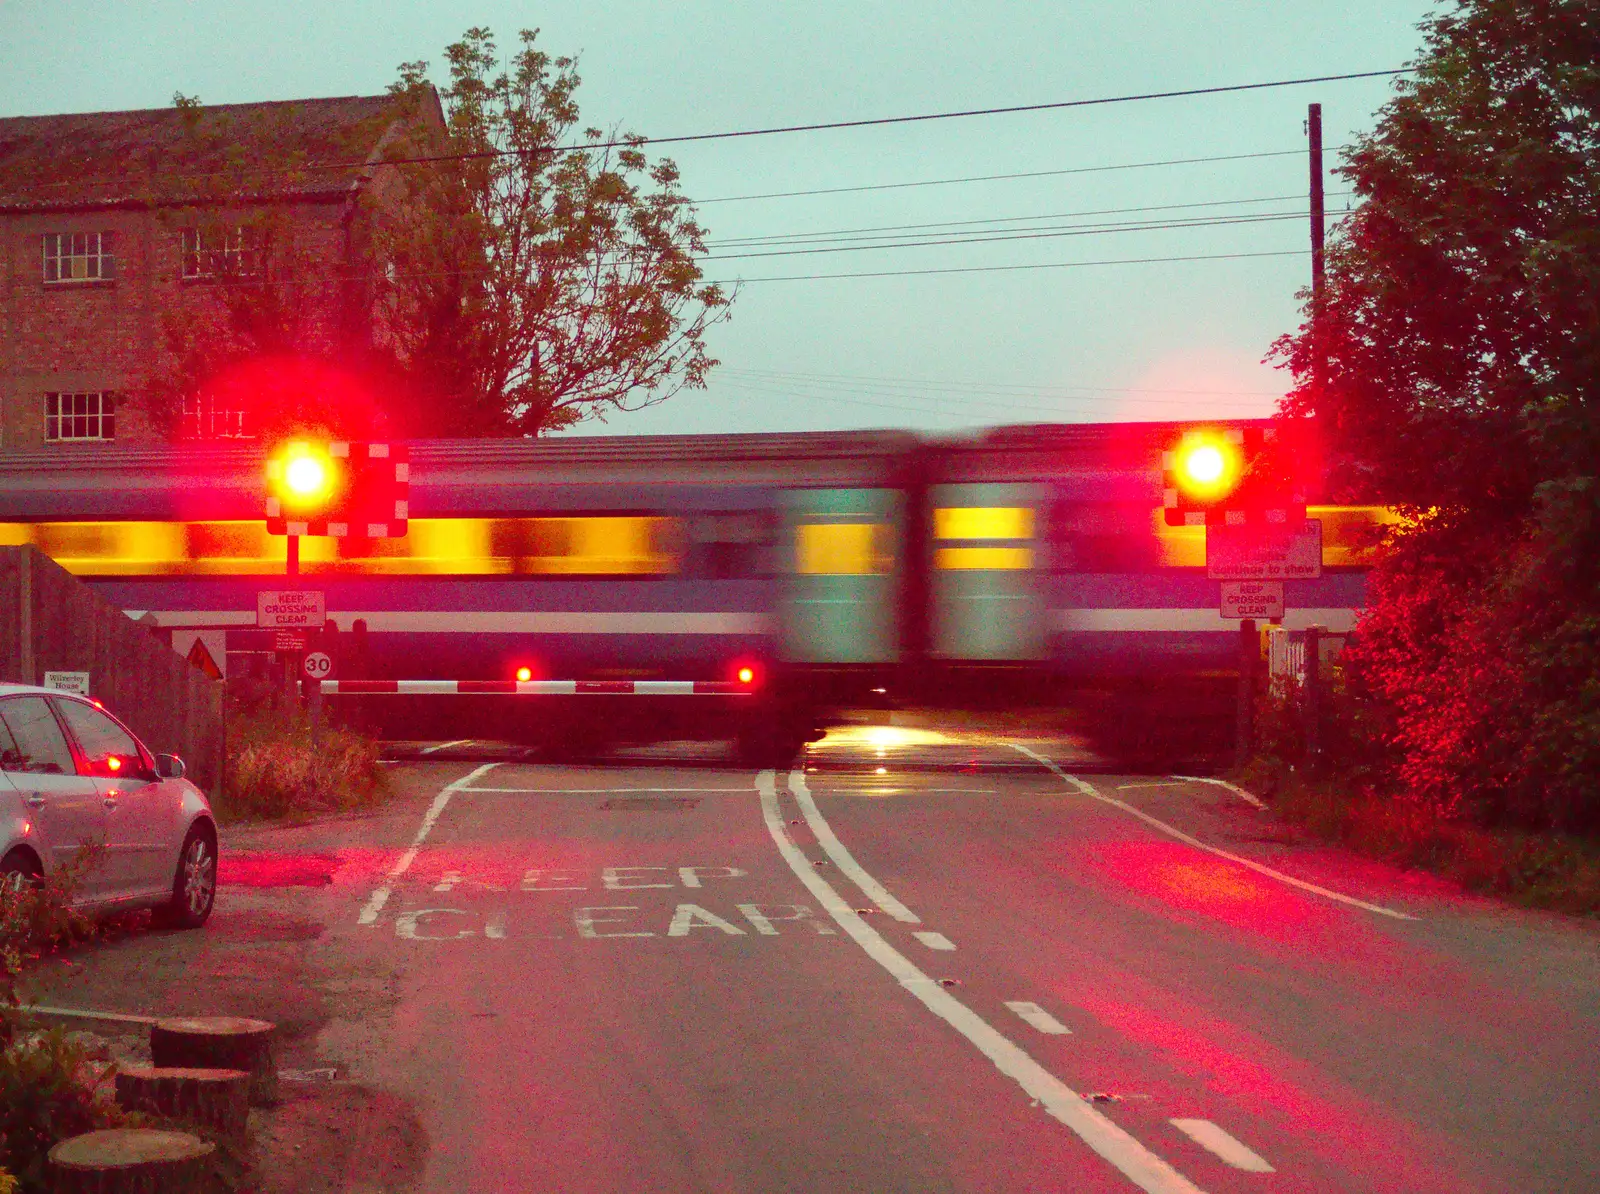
[
  {"x1": 737, "y1": 666, "x2": 755, "y2": 685},
  {"x1": 107, "y1": 756, "x2": 121, "y2": 772},
  {"x1": 515, "y1": 666, "x2": 533, "y2": 683}
]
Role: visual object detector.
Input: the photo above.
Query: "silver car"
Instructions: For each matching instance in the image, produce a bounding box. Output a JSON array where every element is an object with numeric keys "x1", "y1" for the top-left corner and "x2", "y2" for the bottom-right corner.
[{"x1": 0, "y1": 683, "x2": 217, "y2": 928}]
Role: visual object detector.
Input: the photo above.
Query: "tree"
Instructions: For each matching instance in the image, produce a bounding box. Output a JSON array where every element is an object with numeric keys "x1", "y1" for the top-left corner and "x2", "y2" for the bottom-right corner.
[
  {"x1": 1270, "y1": 0, "x2": 1600, "y2": 831},
  {"x1": 376, "y1": 27, "x2": 733, "y2": 436}
]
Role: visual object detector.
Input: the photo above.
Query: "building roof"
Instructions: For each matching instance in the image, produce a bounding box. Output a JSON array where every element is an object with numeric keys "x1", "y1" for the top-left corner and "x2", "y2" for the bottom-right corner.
[{"x1": 0, "y1": 92, "x2": 433, "y2": 213}]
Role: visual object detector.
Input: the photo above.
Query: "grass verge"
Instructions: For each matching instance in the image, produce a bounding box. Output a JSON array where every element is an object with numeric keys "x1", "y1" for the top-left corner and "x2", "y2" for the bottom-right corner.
[
  {"x1": 220, "y1": 693, "x2": 388, "y2": 823},
  {"x1": 1237, "y1": 758, "x2": 1600, "y2": 916}
]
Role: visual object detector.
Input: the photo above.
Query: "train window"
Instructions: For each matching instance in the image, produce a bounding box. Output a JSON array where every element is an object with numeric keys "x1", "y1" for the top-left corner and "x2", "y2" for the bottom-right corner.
[
  {"x1": 489, "y1": 517, "x2": 681, "y2": 575},
  {"x1": 795, "y1": 522, "x2": 892, "y2": 575},
  {"x1": 932, "y1": 505, "x2": 1036, "y2": 571},
  {"x1": 691, "y1": 512, "x2": 773, "y2": 579},
  {"x1": 1053, "y1": 502, "x2": 1159, "y2": 572}
]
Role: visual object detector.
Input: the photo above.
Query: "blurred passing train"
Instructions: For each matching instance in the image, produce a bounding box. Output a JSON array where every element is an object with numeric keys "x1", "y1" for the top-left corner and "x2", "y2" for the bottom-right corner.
[{"x1": 0, "y1": 422, "x2": 1391, "y2": 752}]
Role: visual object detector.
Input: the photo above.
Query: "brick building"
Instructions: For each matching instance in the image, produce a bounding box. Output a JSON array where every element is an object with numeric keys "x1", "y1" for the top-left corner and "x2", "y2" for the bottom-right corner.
[{"x1": 0, "y1": 91, "x2": 443, "y2": 450}]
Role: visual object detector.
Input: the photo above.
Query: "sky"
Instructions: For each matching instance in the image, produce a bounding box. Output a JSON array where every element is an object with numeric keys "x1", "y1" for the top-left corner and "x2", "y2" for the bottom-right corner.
[{"x1": 0, "y1": 0, "x2": 1442, "y2": 436}]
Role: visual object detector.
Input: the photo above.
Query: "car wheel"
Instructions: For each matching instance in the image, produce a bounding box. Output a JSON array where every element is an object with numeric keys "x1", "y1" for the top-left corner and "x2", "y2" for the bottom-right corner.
[
  {"x1": 155, "y1": 825, "x2": 217, "y2": 930},
  {"x1": 2, "y1": 847, "x2": 44, "y2": 894}
]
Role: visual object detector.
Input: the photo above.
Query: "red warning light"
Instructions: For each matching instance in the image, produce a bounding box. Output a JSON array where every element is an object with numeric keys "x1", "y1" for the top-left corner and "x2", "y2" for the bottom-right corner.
[
  {"x1": 737, "y1": 666, "x2": 756, "y2": 685},
  {"x1": 515, "y1": 666, "x2": 533, "y2": 683}
]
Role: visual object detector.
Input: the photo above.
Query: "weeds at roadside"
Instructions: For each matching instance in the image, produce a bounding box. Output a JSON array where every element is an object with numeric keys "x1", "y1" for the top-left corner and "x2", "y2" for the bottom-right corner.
[{"x1": 222, "y1": 691, "x2": 388, "y2": 822}]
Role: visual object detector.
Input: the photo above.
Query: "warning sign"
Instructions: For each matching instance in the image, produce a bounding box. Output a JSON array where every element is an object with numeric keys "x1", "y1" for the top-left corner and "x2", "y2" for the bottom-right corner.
[
  {"x1": 1207, "y1": 520, "x2": 1323, "y2": 580},
  {"x1": 1221, "y1": 580, "x2": 1285, "y2": 621},
  {"x1": 257, "y1": 590, "x2": 325, "y2": 629}
]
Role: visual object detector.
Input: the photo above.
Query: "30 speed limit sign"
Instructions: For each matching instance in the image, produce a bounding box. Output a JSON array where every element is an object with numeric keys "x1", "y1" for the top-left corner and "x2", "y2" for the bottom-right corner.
[{"x1": 302, "y1": 651, "x2": 334, "y2": 681}]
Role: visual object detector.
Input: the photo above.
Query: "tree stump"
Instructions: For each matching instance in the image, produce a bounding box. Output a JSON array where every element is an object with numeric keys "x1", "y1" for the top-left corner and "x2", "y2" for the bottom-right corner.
[
  {"x1": 149, "y1": 1017, "x2": 278, "y2": 1107},
  {"x1": 48, "y1": 1128, "x2": 213, "y2": 1193},
  {"x1": 114, "y1": 1067, "x2": 250, "y2": 1139}
]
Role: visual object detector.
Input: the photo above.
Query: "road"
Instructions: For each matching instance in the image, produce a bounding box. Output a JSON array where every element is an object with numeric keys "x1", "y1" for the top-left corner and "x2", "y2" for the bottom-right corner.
[
  {"x1": 35, "y1": 725, "x2": 1600, "y2": 1192},
  {"x1": 281, "y1": 726, "x2": 1594, "y2": 1194}
]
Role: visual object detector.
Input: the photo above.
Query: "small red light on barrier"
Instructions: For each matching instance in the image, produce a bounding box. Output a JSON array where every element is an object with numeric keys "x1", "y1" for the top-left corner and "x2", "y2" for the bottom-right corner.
[
  {"x1": 515, "y1": 666, "x2": 533, "y2": 683},
  {"x1": 737, "y1": 666, "x2": 755, "y2": 685}
]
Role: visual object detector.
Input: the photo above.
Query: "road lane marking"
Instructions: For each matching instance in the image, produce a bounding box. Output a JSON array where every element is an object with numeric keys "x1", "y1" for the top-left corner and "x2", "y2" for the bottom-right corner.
[
  {"x1": 1008, "y1": 745, "x2": 1416, "y2": 921},
  {"x1": 1172, "y1": 776, "x2": 1267, "y2": 810},
  {"x1": 759, "y1": 771, "x2": 1207, "y2": 1194},
  {"x1": 575, "y1": 907, "x2": 654, "y2": 938},
  {"x1": 419, "y1": 739, "x2": 471, "y2": 755},
  {"x1": 458, "y1": 787, "x2": 745, "y2": 794},
  {"x1": 667, "y1": 904, "x2": 747, "y2": 936},
  {"x1": 787, "y1": 771, "x2": 921, "y2": 924},
  {"x1": 1006, "y1": 1001, "x2": 1072, "y2": 1035},
  {"x1": 1169, "y1": 1120, "x2": 1275, "y2": 1172},
  {"x1": 914, "y1": 931, "x2": 956, "y2": 950},
  {"x1": 358, "y1": 763, "x2": 499, "y2": 926}
]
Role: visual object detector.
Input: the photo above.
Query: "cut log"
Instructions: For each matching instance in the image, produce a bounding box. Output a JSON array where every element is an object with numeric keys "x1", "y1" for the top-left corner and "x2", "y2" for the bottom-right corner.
[
  {"x1": 48, "y1": 1128, "x2": 214, "y2": 1194},
  {"x1": 114, "y1": 1066, "x2": 250, "y2": 1139},
  {"x1": 149, "y1": 1016, "x2": 278, "y2": 1107}
]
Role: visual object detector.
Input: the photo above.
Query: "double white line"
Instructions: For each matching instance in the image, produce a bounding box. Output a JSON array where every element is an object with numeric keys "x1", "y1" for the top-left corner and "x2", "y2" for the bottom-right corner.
[{"x1": 759, "y1": 769, "x2": 1208, "y2": 1194}]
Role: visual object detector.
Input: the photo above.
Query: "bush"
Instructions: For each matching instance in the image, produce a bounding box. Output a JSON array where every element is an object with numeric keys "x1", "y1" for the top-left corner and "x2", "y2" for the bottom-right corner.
[
  {"x1": 0, "y1": 848, "x2": 125, "y2": 1192},
  {"x1": 222, "y1": 692, "x2": 387, "y2": 821}
]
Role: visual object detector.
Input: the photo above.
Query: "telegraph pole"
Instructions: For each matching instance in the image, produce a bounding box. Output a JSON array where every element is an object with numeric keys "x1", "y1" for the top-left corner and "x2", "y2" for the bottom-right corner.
[{"x1": 1308, "y1": 103, "x2": 1326, "y2": 415}]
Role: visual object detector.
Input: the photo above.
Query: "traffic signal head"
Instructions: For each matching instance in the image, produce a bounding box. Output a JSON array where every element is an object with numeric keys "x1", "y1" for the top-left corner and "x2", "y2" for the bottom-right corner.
[
  {"x1": 1163, "y1": 425, "x2": 1306, "y2": 527},
  {"x1": 265, "y1": 440, "x2": 409, "y2": 537}
]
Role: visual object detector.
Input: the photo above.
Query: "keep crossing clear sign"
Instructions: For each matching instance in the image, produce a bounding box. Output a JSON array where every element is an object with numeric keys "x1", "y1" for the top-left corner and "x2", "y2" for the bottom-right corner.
[{"x1": 257, "y1": 590, "x2": 326, "y2": 629}]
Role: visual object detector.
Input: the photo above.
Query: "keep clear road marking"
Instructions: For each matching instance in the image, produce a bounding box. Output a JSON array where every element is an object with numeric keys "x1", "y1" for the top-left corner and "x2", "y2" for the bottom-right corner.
[
  {"x1": 358, "y1": 762, "x2": 500, "y2": 926},
  {"x1": 1007, "y1": 744, "x2": 1416, "y2": 922},
  {"x1": 913, "y1": 931, "x2": 956, "y2": 950},
  {"x1": 1169, "y1": 1120, "x2": 1275, "y2": 1173},
  {"x1": 759, "y1": 771, "x2": 1207, "y2": 1194},
  {"x1": 1006, "y1": 1001, "x2": 1072, "y2": 1035},
  {"x1": 788, "y1": 771, "x2": 921, "y2": 924}
]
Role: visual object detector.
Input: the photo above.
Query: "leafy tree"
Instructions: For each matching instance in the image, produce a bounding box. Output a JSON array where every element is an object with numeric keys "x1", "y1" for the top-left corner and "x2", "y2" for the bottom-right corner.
[
  {"x1": 376, "y1": 27, "x2": 733, "y2": 436},
  {"x1": 1271, "y1": 0, "x2": 1600, "y2": 831}
]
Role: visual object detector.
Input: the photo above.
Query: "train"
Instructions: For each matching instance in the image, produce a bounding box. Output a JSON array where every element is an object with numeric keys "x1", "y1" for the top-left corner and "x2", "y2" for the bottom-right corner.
[{"x1": 0, "y1": 421, "x2": 1390, "y2": 757}]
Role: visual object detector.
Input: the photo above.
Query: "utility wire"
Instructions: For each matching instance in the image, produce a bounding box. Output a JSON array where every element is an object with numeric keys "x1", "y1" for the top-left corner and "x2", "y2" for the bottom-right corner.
[
  {"x1": 696, "y1": 148, "x2": 1341, "y2": 204},
  {"x1": 355, "y1": 68, "x2": 1406, "y2": 169},
  {"x1": 703, "y1": 247, "x2": 1307, "y2": 284},
  {"x1": 707, "y1": 191, "x2": 1349, "y2": 247}
]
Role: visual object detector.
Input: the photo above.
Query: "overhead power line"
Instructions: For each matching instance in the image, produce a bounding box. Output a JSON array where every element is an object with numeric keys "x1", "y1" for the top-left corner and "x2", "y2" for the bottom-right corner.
[
  {"x1": 359, "y1": 68, "x2": 1407, "y2": 169},
  {"x1": 704, "y1": 247, "x2": 1307, "y2": 284},
  {"x1": 696, "y1": 149, "x2": 1328, "y2": 204}
]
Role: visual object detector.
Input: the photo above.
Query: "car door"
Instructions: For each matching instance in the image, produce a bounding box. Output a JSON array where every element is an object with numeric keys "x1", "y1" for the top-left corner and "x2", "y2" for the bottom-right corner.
[
  {"x1": 53, "y1": 697, "x2": 178, "y2": 901},
  {"x1": 0, "y1": 695, "x2": 110, "y2": 899}
]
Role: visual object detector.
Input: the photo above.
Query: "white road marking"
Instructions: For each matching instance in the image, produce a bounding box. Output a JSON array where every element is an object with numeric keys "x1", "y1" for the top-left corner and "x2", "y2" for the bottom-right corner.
[
  {"x1": 758, "y1": 771, "x2": 1207, "y2": 1194},
  {"x1": 1169, "y1": 1120, "x2": 1275, "y2": 1172},
  {"x1": 1116, "y1": 782, "x2": 1188, "y2": 791},
  {"x1": 667, "y1": 904, "x2": 747, "y2": 936},
  {"x1": 459, "y1": 787, "x2": 743, "y2": 794},
  {"x1": 1005, "y1": 1001, "x2": 1072, "y2": 1035},
  {"x1": 678, "y1": 866, "x2": 747, "y2": 888},
  {"x1": 1008, "y1": 745, "x2": 1416, "y2": 921},
  {"x1": 913, "y1": 931, "x2": 956, "y2": 951},
  {"x1": 737, "y1": 903, "x2": 836, "y2": 935},
  {"x1": 395, "y1": 909, "x2": 475, "y2": 939},
  {"x1": 522, "y1": 869, "x2": 586, "y2": 891},
  {"x1": 1173, "y1": 775, "x2": 1267, "y2": 810},
  {"x1": 419, "y1": 739, "x2": 471, "y2": 755},
  {"x1": 603, "y1": 866, "x2": 674, "y2": 890},
  {"x1": 787, "y1": 771, "x2": 921, "y2": 924},
  {"x1": 574, "y1": 907, "x2": 653, "y2": 938},
  {"x1": 358, "y1": 763, "x2": 499, "y2": 926}
]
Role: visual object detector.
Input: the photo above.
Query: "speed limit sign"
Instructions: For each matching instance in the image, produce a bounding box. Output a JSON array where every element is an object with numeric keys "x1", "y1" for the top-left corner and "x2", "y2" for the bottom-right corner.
[{"x1": 302, "y1": 651, "x2": 334, "y2": 681}]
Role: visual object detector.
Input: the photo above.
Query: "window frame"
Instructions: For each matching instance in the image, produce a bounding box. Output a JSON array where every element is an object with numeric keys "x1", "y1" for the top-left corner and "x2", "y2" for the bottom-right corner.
[
  {"x1": 180, "y1": 224, "x2": 264, "y2": 281},
  {"x1": 41, "y1": 231, "x2": 116, "y2": 285},
  {"x1": 180, "y1": 393, "x2": 253, "y2": 440},
  {"x1": 44, "y1": 391, "x2": 116, "y2": 443},
  {"x1": 0, "y1": 695, "x2": 80, "y2": 776}
]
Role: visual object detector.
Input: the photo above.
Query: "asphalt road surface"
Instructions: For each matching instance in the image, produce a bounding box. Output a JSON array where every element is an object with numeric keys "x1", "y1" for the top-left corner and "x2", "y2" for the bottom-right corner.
[{"x1": 296, "y1": 729, "x2": 1600, "y2": 1193}]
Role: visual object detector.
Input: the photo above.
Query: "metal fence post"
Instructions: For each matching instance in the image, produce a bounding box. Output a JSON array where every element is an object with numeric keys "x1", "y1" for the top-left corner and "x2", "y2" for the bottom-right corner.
[
  {"x1": 1304, "y1": 624, "x2": 1324, "y2": 772},
  {"x1": 1235, "y1": 618, "x2": 1256, "y2": 769}
]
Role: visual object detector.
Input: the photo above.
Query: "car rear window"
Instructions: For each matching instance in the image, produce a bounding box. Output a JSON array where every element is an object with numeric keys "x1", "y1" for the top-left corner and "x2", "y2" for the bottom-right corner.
[{"x1": 0, "y1": 697, "x2": 77, "y2": 775}]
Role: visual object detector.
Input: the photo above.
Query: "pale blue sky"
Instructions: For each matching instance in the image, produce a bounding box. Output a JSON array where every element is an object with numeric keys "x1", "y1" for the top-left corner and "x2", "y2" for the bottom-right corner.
[{"x1": 1, "y1": 1, "x2": 1441, "y2": 434}]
